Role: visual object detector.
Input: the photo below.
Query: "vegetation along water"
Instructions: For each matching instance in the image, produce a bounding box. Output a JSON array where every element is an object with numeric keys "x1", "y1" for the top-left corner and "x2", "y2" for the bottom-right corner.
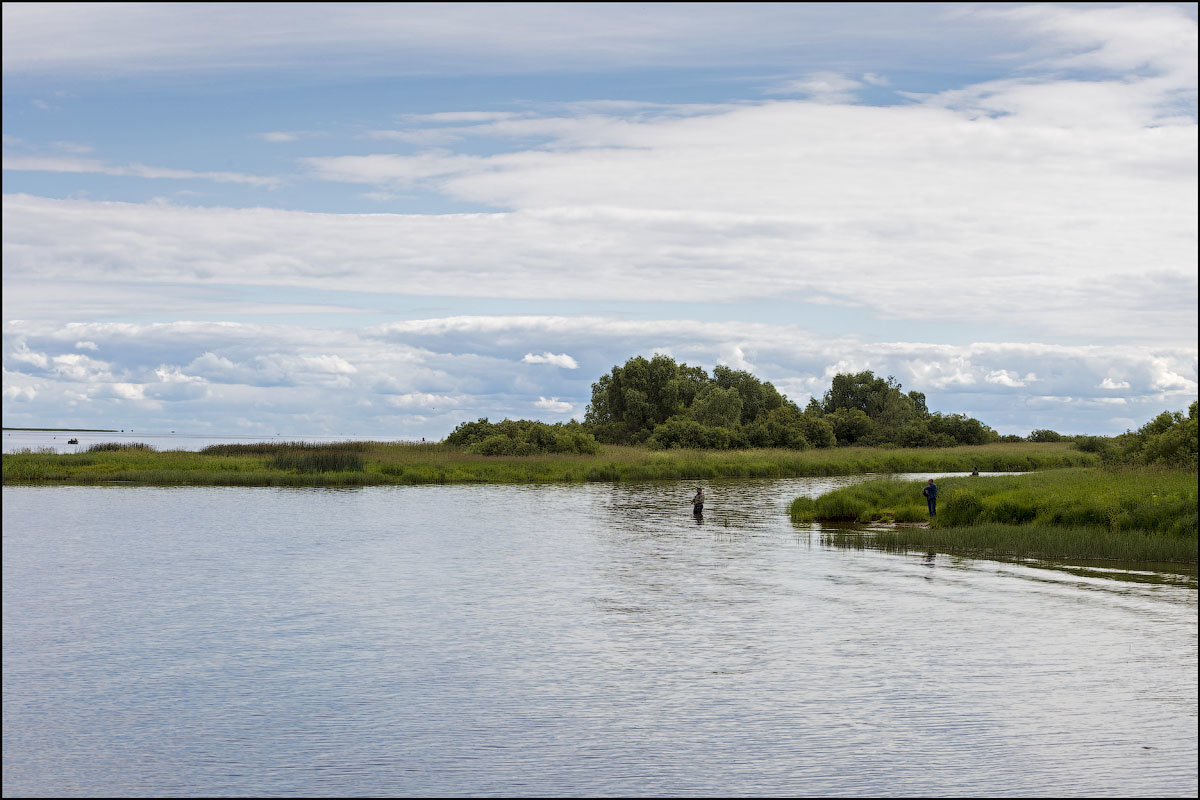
[
  {"x1": 2, "y1": 358, "x2": 1115, "y2": 487},
  {"x1": 791, "y1": 407, "x2": 1198, "y2": 564},
  {"x1": 4, "y1": 356, "x2": 1195, "y2": 567}
]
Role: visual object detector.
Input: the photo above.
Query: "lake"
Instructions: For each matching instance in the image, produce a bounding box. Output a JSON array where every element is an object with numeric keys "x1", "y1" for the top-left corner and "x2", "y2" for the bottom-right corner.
[{"x1": 3, "y1": 478, "x2": 1196, "y2": 797}]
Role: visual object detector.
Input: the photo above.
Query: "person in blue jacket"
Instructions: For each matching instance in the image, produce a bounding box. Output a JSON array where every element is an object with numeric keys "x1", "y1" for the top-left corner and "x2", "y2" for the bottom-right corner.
[{"x1": 922, "y1": 479, "x2": 938, "y2": 517}]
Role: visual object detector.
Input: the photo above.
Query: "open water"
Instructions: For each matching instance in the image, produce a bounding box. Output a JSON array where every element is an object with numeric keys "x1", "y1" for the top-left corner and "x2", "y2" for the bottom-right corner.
[{"x1": 3, "y1": 479, "x2": 1196, "y2": 797}]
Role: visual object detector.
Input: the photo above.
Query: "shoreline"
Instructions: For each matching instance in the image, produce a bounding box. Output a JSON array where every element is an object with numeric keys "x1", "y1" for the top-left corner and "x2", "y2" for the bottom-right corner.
[{"x1": 3, "y1": 441, "x2": 1095, "y2": 487}]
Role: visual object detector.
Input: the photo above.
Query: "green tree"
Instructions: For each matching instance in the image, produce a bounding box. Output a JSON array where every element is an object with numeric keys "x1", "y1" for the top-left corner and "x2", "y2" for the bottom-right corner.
[
  {"x1": 585, "y1": 354, "x2": 709, "y2": 443},
  {"x1": 712, "y1": 365, "x2": 785, "y2": 425},
  {"x1": 691, "y1": 384, "x2": 743, "y2": 429},
  {"x1": 827, "y1": 407, "x2": 873, "y2": 445},
  {"x1": 823, "y1": 371, "x2": 902, "y2": 417}
]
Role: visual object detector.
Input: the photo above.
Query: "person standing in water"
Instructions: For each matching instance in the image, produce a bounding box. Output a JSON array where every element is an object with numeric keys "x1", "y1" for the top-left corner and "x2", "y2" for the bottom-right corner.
[
  {"x1": 922, "y1": 479, "x2": 938, "y2": 518},
  {"x1": 691, "y1": 486, "x2": 705, "y2": 516}
]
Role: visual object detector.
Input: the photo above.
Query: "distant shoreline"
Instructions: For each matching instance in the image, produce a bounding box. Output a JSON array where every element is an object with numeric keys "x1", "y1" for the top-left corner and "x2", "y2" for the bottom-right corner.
[
  {"x1": 4, "y1": 427, "x2": 120, "y2": 432},
  {"x1": 3, "y1": 440, "x2": 1095, "y2": 487}
]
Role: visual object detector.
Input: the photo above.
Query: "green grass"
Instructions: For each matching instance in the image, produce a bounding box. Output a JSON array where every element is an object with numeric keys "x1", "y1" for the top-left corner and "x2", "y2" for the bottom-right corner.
[
  {"x1": 792, "y1": 467, "x2": 1198, "y2": 563},
  {"x1": 2, "y1": 441, "x2": 1095, "y2": 487}
]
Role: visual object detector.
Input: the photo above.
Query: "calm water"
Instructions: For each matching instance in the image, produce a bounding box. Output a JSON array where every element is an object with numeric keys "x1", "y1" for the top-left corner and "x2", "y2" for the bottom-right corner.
[{"x1": 3, "y1": 479, "x2": 1196, "y2": 797}]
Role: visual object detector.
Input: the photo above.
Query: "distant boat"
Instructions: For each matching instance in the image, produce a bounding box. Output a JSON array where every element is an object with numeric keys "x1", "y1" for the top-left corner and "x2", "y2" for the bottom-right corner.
[{"x1": 67, "y1": 438, "x2": 79, "y2": 444}]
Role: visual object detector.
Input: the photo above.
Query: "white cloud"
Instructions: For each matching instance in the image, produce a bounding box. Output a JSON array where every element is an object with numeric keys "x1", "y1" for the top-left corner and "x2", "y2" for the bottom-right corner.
[
  {"x1": 5, "y1": 176, "x2": 1194, "y2": 346},
  {"x1": 3, "y1": 381, "x2": 37, "y2": 402},
  {"x1": 522, "y1": 351, "x2": 579, "y2": 369},
  {"x1": 1099, "y1": 377, "x2": 1131, "y2": 389},
  {"x1": 986, "y1": 369, "x2": 1027, "y2": 388},
  {"x1": 0, "y1": 4, "x2": 1016, "y2": 78},
  {"x1": 765, "y1": 72, "x2": 865, "y2": 102},
  {"x1": 74, "y1": 340, "x2": 98, "y2": 351},
  {"x1": 4, "y1": 316, "x2": 1195, "y2": 437},
  {"x1": 384, "y1": 392, "x2": 465, "y2": 410},
  {"x1": 534, "y1": 396, "x2": 573, "y2": 413},
  {"x1": 3, "y1": 156, "x2": 279, "y2": 186}
]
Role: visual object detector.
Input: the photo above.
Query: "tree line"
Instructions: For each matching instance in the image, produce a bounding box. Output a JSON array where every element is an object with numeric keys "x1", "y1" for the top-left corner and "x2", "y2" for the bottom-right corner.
[
  {"x1": 582, "y1": 354, "x2": 997, "y2": 449},
  {"x1": 447, "y1": 354, "x2": 997, "y2": 454},
  {"x1": 443, "y1": 354, "x2": 1198, "y2": 461}
]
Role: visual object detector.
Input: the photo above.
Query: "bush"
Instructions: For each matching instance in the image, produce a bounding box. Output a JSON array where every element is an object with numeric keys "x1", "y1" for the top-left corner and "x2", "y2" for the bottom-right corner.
[
  {"x1": 473, "y1": 434, "x2": 515, "y2": 456},
  {"x1": 1105, "y1": 403, "x2": 1198, "y2": 468},
  {"x1": 938, "y1": 490, "x2": 985, "y2": 526},
  {"x1": 646, "y1": 418, "x2": 733, "y2": 450},
  {"x1": 1029, "y1": 429, "x2": 1064, "y2": 442},
  {"x1": 448, "y1": 418, "x2": 601, "y2": 456},
  {"x1": 1072, "y1": 435, "x2": 1110, "y2": 454}
]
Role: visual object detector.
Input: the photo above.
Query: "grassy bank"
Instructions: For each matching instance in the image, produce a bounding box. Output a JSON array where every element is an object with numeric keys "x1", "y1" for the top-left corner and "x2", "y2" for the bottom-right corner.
[
  {"x1": 821, "y1": 524, "x2": 1197, "y2": 565},
  {"x1": 791, "y1": 468, "x2": 1198, "y2": 563},
  {"x1": 2, "y1": 441, "x2": 1095, "y2": 487}
]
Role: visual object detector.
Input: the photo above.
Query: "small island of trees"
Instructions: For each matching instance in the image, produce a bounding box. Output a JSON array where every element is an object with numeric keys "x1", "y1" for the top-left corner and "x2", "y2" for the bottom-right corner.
[{"x1": 447, "y1": 354, "x2": 1000, "y2": 455}]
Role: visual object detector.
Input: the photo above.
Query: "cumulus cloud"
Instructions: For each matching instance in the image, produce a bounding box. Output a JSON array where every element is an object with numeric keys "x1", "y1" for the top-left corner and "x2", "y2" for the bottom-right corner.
[
  {"x1": 2, "y1": 4, "x2": 1195, "y2": 440},
  {"x1": 522, "y1": 352, "x2": 579, "y2": 369},
  {"x1": 534, "y1": 396, "x2": 574, "y2": 413},
  {"x1": 4, "y1": 316, "x2": 1195, "y2": 437},
  {"x1": 987, "y1": 370, "x2": 1028, "y2": 388}
]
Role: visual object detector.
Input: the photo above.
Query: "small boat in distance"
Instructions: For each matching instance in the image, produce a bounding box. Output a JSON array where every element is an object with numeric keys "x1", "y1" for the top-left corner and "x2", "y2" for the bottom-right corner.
[{"x1": 67, "y1": 438, "x2": 79, "y2": 444}]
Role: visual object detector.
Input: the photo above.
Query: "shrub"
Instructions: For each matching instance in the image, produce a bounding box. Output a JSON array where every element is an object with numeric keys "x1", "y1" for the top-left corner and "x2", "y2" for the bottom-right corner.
[
  {"x1": 1029, "y1": 429, "x2": 1064, "y2": 442},
  {"x1": 938, "y1": 490, "x2": 985, "y2": 526},
  {"x1": 448, "y1": 418, "x2": 601, "y2": 456},
  {"x1": 473, "y1": 434, "x2": 515, "y2": 456},
  {"x1": 646, "y1": 418, "x2": 733, "y2": 450},
  {"x1": 1072, "y1": 435, "x2": 1110, "y2": 454}
]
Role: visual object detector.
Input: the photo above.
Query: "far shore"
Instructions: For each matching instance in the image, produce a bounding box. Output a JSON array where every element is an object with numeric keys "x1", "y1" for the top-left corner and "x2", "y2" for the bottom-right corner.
[
  {"x1": 4, "y1": 427, "x2": 120, "y2": 432},
  {"x1": 3, "y1": 440, "x2": 1094, "y2": 487}
]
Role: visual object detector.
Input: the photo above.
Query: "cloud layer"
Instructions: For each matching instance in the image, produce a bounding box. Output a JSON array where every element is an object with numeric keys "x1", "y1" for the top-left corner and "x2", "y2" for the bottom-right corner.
[
  {"x1": 4, "y1": 316, "x2": 1195, "y2": 438},
  {"x1": 3, "y1": 4, "x2": 1196, "y2": 439}
]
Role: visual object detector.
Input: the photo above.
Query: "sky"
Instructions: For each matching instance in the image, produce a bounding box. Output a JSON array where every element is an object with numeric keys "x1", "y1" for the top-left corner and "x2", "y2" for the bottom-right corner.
[{"x1": 2, "y1": 2, "x2": 1196, "y2": 439}]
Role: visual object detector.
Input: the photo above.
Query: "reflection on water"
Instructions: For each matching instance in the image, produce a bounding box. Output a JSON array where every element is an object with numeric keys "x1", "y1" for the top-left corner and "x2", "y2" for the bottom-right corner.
[
  {"x1": 3, "y1": 479, "x2": 1196, "y2": 798},
  {"x1": 819, "y1": 528, "x2": 1198, "y2": 587}
]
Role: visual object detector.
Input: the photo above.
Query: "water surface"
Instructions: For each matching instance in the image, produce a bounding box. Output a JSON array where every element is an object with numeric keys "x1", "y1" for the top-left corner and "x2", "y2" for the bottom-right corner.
[{"x1": 3, "y1": 479, "x2": 1196, "y2": 797}]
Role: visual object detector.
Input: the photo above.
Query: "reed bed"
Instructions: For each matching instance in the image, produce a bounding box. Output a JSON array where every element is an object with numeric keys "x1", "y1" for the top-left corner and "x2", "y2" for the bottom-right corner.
[
  {"x1": 3, "y1": 440, "x2": 1095, "y2": 487},
  {"x1": 790, "y1": 468, "x2": 1196, "y2": 534},
  {"x1": 86, "y1": 442, "x2": 157, "y2": 452},
  {"x1": 793, "y1": 468, "x2": 1197, "y2": 564}
]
